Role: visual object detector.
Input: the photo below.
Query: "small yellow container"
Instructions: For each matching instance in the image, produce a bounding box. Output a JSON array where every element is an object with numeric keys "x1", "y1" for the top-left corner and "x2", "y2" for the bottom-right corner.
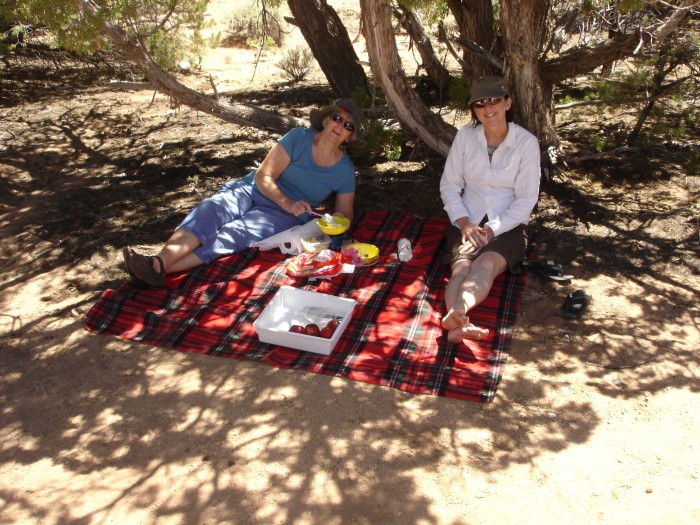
[
  {"x1": 345, "y1": 242, "x2": 379, "y2": 266},
  {"x1": 317, "y1": 216, "x2": 350, "y2": 236}
]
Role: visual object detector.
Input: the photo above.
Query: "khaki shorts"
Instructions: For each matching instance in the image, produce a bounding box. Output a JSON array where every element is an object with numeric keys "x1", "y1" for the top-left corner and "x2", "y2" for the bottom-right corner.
[{"x1": 445, "y1": 223, "x2": 528, "y2": 272}]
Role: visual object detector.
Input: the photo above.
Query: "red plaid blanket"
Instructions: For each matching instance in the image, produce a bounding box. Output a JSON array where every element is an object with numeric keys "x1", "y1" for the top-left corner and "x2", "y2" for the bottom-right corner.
[{"x1": 85, "y1": 210, "x2": 526, "y2": 402}]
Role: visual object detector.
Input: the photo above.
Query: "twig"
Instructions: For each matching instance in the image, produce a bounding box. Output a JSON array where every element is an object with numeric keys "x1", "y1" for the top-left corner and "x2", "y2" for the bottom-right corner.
[
  {"x1": 208, "y1": 74, "x2": 219, "y2": 101},
  {"x1": 109, "y1": 80, "x2": 156, "y2": 90},
  {"x1": 565, "y1": 146, "x2": 639, "y2": 164},
  {"x1": 582, "y1": 352, "x2": 663, "y2": 370}
]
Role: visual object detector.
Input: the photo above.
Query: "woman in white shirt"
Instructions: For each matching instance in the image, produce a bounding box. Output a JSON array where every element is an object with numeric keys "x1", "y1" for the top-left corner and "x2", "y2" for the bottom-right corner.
[{"x1": 440, "y1": 76, "x2": 541, "y2": 343}]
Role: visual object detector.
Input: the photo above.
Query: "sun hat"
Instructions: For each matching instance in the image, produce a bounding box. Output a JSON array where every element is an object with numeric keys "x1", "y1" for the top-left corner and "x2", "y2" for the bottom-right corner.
[
  {"x1": 467, "y1": 76, "x2": 509, "y2": 105},
  {"x1": 309, "y1": 98, "x2": 365, "y2": 146}
]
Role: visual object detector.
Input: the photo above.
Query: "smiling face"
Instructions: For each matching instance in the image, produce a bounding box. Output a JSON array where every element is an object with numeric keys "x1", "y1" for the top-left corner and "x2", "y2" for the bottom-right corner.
[
  {"x1": 471, "y1": 96, "x2": 512, "y2": 126},
  {"x1": 322, "y1": 109, "x2": 356, "y2": 143}
]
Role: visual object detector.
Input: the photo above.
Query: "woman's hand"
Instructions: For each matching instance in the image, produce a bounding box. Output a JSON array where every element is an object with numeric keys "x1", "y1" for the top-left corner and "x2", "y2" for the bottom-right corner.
[
  {"x1": 456, "y1": 217, "x2": 494, "y2": 254},
  {"x1": 285, "y1": 199, "x2": 313, "y2": 217}
]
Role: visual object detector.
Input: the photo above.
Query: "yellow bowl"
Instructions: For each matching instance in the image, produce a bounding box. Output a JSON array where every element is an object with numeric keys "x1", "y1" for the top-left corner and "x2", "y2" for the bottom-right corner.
[
  {"x1": 345, "y1": 242, "x2": 379, "y2": 266},
  {"x1": 317, "y1": 216, "x2": 350, "y2": 235},
  {"x1": 301, "y1": 233, "x2": 331, "y2": 253}
]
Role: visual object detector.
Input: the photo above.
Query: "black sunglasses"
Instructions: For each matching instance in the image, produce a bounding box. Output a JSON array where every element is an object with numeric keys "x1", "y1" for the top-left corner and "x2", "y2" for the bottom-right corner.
[
  {"x1": 331, "y1": 113, "x2": 355, "y2": 133},
  {"x1": 472, "y1": 97, "x2": 504, "y2": 108}
]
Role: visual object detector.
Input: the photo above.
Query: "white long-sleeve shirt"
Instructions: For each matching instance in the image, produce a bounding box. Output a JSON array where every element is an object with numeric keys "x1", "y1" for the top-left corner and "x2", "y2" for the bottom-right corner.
[{"x1": 440, "y1": 122, "x2": 541, "y2": 237}]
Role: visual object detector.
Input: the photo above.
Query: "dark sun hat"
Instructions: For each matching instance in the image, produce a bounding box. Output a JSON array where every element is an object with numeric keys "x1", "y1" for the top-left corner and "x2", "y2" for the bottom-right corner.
[
  {"x1": 309, "y1": 98, "x2": 365, "y2": 147},
  {"x1": 467, "y1": 76, "x2": 509, "y2": 105}
]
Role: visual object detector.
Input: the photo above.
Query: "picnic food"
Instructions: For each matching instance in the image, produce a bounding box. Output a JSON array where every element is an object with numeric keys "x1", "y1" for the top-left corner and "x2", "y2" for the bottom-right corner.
[
  {"x1": 304, "y1": 323, "x2": 320, "y2": 336},
  {"x1": 342, "y1": 242, "x2": 379, "y2": 266},
  {"x1": 317, "y1": 216, "x2": 350, "y2": 235},
  {"x1": 287, "y1": 319, "x2": 341, "y2": 338},
  {"x1": 285, "y1": 249, "x2": 343, "y2": 278},
  {"x1": 300, "y1": 233, "x2": 331, "y2": 253}
]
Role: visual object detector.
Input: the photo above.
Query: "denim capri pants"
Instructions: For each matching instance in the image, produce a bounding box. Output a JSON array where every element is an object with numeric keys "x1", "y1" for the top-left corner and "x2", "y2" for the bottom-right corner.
[{"x1": 178, "y1": 178, "x2": 305, "y2": 264}]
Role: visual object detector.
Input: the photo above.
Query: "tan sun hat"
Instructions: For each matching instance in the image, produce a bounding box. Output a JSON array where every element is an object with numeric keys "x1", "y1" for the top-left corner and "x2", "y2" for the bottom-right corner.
[
  {"x1": 467, "y1": 76, "x2": 509, "y2": 105},
  {"x1": 309, "y1": 98, "x2": 365, "y2": 147}
]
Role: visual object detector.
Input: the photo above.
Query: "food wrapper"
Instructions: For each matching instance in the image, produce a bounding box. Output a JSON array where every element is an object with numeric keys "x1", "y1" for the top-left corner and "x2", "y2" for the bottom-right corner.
[{"x1": 285, "y1": 249, "x2": 344, "y2": 279}]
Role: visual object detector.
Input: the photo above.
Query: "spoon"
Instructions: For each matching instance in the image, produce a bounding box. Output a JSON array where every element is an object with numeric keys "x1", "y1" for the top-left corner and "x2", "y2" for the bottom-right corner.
[{"x1": 311, "y1": 211, "x2": 336, "y2": 223}]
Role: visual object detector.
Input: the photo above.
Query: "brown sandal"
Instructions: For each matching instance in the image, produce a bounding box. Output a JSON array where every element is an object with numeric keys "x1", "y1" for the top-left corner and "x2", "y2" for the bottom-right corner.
[
  {"x1": 123, "y1": 247, "x2": 166, "y2": 287},
  {"x1": 122, "y1": 247, "x2": 149, "y2": 289}
]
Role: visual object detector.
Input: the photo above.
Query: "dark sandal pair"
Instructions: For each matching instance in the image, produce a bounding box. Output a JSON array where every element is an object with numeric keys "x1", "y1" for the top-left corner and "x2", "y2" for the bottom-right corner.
[
  {"x1": 557, "y1": 290, "x2": 592, "y2": 319},
  {"x1": 122, "y1": 247, "x2": 166, "y2": 288},
  {"x1": 522, "y1": 259, "x2": 574, "y2": 283}
]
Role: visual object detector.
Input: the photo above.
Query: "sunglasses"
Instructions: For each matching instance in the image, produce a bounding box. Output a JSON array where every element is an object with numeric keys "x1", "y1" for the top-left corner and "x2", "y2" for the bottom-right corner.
[
  {"x1": 331, "y1": 113, "x2": 355, "y2": 133},
  {"x1": 472, "y1": 97, "x2": 504, "y2": 108}
]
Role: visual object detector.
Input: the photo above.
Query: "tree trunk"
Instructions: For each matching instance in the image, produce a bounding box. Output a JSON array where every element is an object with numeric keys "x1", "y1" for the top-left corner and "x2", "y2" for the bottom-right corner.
[
  {"x1": 541, "y1": 32, "x2": 643, "y2": 84},
  {"x1": 500, "y1": 0, "x2": 558, "y2": 150},
  {"x1": 541, "y1": 0, "x2": 694, "y2": 84},
  {"x1": 77, "y1": 0, "x2": 301, "y2": 135},
  {"x1": 394, "y1": 4, "x2": 451, "y2": 95},
  {"x1": 447, "y1": 0, "x2": 498, "y2": 80},
  {"x1": 286, "y1": 0, "x2": 369, "y2": 98},
  {"x1": 360, "y1": 0, "x2": 455, "y2": 157}
]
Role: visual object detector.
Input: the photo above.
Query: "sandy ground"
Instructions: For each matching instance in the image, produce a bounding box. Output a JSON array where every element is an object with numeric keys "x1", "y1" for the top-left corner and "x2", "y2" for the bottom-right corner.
[{"x1": 1, "y1": 1, "x2": 699, "y2": 524}]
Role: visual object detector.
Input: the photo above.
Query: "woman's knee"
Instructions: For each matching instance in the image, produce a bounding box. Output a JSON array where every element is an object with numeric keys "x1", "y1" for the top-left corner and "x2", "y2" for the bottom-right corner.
[
  {"x1": 473, "y1": 251, "x2": 507, "y2": 277},
  {"x1": 450, "y1": 258, "x2": 473, "y2": 277}
]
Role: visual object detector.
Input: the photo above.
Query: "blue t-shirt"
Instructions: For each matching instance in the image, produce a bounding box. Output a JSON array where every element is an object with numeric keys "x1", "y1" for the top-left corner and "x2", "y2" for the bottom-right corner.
[{"x1": 270, "y1": 127, "x2": 356, "y2": 208}]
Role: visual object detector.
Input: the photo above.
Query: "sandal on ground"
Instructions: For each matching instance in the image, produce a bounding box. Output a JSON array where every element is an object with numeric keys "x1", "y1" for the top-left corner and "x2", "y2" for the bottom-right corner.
[
  {"x1": 557, "y1": 289, "x2": 592, "y2": 319},
  {"x1": 122, "y1": 247, "x2": 166, "y2": 288},
  {"x1": 522, "y1": 259, "x2": 574, "y2": 283}
]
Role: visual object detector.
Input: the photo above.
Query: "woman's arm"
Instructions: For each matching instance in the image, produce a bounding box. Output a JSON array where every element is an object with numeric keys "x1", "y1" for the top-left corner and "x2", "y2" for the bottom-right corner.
[
  {"x1": 254, "y1": 142, "x2": 313, "y2": 217},
  {"x1": 332, "y1": 191, "x2": 355, "y2": 221}
]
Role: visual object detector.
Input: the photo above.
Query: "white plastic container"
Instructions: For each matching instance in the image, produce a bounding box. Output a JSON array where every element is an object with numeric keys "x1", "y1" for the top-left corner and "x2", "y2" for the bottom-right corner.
[
  {"x1": 253, "y1": 286, "x2": 357, "y2": 355},
  {"x1": 300, "y1": 233, "x2": 331, "y2": 253}
]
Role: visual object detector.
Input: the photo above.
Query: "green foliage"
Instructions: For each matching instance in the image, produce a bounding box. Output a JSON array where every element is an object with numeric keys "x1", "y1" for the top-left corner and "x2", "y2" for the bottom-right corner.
[
  {"x1": 246, "y1": 35, "x2": 276, "y2": 51},
  {"x1": 446, "y1": 77, "x2": 469, "y2": 110},
  {"x1": 617, "y1": 0, "x2": 643, "y2": 14},
  {"x1": 592, "y1": 133, "x2": 610, "y2": 153},
  {"x1": 360, "y1": 121, "x2": 403, "y2": 162},
  {"x1": 591, "y1": 31, "x2": 699, "y2": 145},
  {"x1": 579, "y1": 0, "x2": 643, "y2": 15},
  {"x1": 222, "y1": 0, "x2": 285, "y2": 49},
  {"x1": 397, "y1": 0, "x2": 449, "y2": 25},
  {"x1": 333, "y1": 87, "x2": 405, "y2": 163},
  {"x1": 186, "y1": 174, "x2": 201, "y2": 192},
  {"x1": 14, "y1": 0, "x2": 104, "y2": 53},
  {"x1": 687, "y1": 150, "x2": 700, "y2": 176},
  {"x1": 10, "y1": 0, "x2": 210, "y2": 69}
]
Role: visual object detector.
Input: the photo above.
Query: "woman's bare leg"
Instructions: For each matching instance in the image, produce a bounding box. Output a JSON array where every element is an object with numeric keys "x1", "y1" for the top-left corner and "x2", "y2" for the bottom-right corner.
[
  {"x1": 152, "y1": 229, "x2": 204, "y2": 274},
  {"x1": 442, "y1": 252, "x2": 508, "y2": 341}
]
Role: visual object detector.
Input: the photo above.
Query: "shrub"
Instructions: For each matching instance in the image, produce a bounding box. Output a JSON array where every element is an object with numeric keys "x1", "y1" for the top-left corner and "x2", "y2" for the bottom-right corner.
[
  {"x1": 222, "y1": 1, "x2": 285, "y2": 49},
  {"x1": 276, "y1": 46, "x2": 314, "y2": 82}
]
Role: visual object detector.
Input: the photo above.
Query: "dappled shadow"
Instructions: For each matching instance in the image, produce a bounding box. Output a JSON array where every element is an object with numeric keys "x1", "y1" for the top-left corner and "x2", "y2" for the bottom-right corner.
[
  {"x1": 0, "y1": 300, "x2": 601, "y2": 522},
  {"x1": 510, "y1": 168, "x2": 699, "y2": 400},
  {"x1": 2, "y1": 44, "x2": 699, "y2": 523}
]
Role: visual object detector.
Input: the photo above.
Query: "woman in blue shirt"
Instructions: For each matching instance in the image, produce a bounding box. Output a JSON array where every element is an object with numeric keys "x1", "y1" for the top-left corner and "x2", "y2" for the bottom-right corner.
[{"x1": 123, "y1": 98, "x2": 363, "y2": 288}]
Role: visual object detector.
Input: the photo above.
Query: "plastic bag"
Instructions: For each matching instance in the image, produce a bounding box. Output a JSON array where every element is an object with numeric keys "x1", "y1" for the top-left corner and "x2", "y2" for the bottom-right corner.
[{"x1": 285, "y1": 249, "x2": 344, "y2": 279}]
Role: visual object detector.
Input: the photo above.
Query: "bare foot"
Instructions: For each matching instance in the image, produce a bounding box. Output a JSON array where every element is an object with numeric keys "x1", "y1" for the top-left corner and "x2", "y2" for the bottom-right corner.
[
  {"x1": 442, "y1": 308, "x2": 467, "y2": 331},
  {"x1": 447, "y1": 324, "x2": 489, "y2": 343}
]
